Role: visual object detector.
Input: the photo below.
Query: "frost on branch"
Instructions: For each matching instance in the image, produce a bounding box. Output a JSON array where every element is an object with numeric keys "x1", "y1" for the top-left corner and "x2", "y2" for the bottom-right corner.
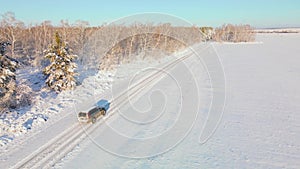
[{"x1": 43, "y1": 32, "x2": 78, "y2": 92}]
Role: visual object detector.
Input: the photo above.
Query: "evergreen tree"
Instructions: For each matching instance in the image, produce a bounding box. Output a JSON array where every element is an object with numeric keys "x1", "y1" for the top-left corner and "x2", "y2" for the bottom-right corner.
[
  {"x1": 43, "y1": 32, "x2": 78, "y2": 92},
  {"x1": 0, "y1": 41, "x2": 18, "y2": 110}
]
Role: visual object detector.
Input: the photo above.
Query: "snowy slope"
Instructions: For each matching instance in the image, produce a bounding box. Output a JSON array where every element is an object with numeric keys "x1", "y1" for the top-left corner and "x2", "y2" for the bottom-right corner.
[{"x1": 60, "y1": 33, "x2": 300, "y2": 169}]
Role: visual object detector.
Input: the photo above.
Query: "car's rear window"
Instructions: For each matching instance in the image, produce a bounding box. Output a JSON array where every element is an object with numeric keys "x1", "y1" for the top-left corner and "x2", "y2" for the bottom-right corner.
[{"x1": 78, "y1": 112, "x2": 87, "y2": 117}]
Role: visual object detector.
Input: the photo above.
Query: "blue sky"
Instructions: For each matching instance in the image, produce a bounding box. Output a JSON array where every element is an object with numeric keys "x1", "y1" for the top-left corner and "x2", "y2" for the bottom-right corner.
[{"x1": 0, "y1": 0, "x2": 299, "y2": 28}]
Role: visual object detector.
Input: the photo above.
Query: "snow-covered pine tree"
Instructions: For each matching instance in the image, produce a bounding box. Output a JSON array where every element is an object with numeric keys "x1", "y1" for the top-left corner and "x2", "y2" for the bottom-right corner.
[
  {"x1": 0, "y1": 41, "x2": 18, "y2": 110},
  {"x1": 43, "y1": 32, "x2": 78, "y2": 92}
]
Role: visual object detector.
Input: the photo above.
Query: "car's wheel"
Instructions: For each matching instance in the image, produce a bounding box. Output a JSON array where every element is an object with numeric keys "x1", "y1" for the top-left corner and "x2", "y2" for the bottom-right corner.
[
  {"x1": 102, "y1": 110, "x2": 106, "y2": 116},
  {"x1": 92, "y1": 117, "x2": 96, "y2": 123}
]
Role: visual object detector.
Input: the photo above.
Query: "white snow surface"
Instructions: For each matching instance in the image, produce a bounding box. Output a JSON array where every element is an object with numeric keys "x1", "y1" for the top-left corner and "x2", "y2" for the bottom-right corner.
[
  {"x1": 0, "y1": 68, "x2": 113, "y2": 147},
  {"x1": 62, "y1": 33, "x2": 300, "y2": 169},
  {"x1": 1, "y1": 33, "x2": 300, "y2": 169},
  {"x1": 0, "y1": 51, "x2": 177, "y2": 168}
]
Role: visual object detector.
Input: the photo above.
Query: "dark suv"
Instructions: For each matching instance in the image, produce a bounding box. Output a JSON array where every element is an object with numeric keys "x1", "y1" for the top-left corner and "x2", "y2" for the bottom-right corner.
[{"x1": 78, "y1": 100, "x2": 110, "y2": 123}]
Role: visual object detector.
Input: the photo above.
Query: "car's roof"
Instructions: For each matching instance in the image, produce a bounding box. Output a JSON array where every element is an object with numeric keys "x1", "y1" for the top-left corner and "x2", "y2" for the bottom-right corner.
[{"x1": 89, "y1": 107, "x2": 99, "y2": 113}]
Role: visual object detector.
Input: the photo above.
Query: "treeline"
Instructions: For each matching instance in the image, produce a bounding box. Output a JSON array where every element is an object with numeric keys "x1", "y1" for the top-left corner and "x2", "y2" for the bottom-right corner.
[
  {"x1": 0, "y1": 12, "x2": 203, "y2": 70},
  {"x1": 98, "y1": 25, "x2": 201, "y2": 70},
  {"x1": 0, "y1": 12, "x2": 94, "y2": 67},
  {"x1": 1, "y1": 12, "x2": 255, "y2": 69},
  {"x1": 213, "y1": 24, "x2": 256, "y2": 42}
]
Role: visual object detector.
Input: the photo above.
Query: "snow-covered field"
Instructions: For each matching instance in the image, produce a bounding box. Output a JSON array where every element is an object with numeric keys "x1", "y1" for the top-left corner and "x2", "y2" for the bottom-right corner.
[
  {"x1": 62, "y1": 33, "x2": 300, "y2": 169},
  {"x1": 255, "y1": 28, "x2": 300, "y2": 33},
  {"x1": 1, "y1": 33, "x2": 300, "y2": 169}
]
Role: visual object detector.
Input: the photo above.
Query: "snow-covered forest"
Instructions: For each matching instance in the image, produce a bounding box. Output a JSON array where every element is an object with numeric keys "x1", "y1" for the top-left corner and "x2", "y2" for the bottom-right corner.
[
  {"x1": 0, "y1": 12, "x2": 257, "y2": 112},
  {"x1": 0, "y1": 12, "x2": 256, "y2": 67}
]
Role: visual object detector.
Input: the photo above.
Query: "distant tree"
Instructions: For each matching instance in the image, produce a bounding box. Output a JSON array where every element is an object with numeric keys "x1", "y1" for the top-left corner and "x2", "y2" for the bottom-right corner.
[
  {"x1": 73, "y1": 20, "x2": 89, "y2": 58},
  {"x1": 43, "y1": 32, "x2": 78, "y2": 92},
  {"x1": 0, "y1": 12, "x2": 25, "y2": 57},
  {"x1": 199, "y1": 27, "x2": 214, "y2": 41}
]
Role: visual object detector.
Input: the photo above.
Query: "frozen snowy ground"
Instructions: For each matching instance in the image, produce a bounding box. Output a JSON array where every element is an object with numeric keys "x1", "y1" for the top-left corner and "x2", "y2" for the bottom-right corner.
[
  {"x1": 0, "y1": 67, "x2": 113, "y2": 147},
  {"x1": 0, "y1": 50, "x2": 178, "y2": 168},
  {"x1": 0, "y1": 51, "x2": 177, "y2": 148},
  {"x1": 1, "y1": 33, "x2": 300, "y2": 169},
  {"x1": 59, "y1": 33, "x2": 300, "y2": 169}
]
